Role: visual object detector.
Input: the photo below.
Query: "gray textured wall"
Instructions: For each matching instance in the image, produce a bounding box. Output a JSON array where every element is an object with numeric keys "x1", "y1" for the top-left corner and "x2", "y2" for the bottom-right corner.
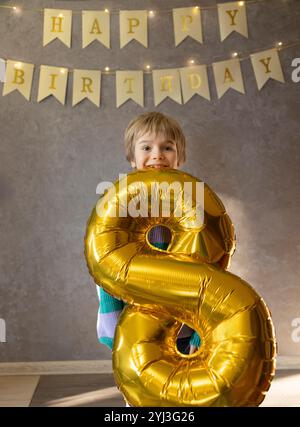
[{"x1": 0, "y1": 0, "x2": 299, "y2": 362}]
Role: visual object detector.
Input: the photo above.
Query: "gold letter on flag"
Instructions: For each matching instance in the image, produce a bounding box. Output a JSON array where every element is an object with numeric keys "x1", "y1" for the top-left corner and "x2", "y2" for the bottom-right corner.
[
  {"x1": 179, "y1": 65, "x2": 210, "y2": 103},
  {"x1": 250, "y1": 48, "x2": 285, "y2": 90},
  {"x1": 37, "y1": 65, "x2": 68, "y2": 104},
  {"x1": 3, "y1": 60, "x2": 34, "y2": 101},
  {"x1": 82, "y1": 10, "x2": 110, "y2": 49},
  {"x1": 212, "y1": 58, "x2": 245, "y2": 99},
  {"x1": 173, "y1": 7, "x2": 203, "y2": 46},
  {"x1": 116, "y1": 71, "x2": 144, "y2": 107},
  {"x1": 73, "y1": 70, "x2": 101, "y2": 107},
  {"x1": 43, "y1": 9, "x2": 72, "y2": 47},
  {"x1": 152, "y1": 69, "x2": 182, "y2": 106},
  {"x1": 120, "y1": 10, "x2": 147, "y2": 48},
  {"x1": 217, "y1": 2, "x2": 248, "y2": 41}
]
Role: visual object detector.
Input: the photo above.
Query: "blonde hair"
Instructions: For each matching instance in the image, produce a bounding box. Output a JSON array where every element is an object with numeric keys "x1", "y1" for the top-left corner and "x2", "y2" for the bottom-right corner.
[{"x1": 124, "y1": 112, "x2": 186, "y2": 166}]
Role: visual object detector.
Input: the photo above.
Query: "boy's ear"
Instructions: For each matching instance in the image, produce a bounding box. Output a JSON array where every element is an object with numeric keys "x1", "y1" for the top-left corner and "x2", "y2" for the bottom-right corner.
[{"x1": 130, "y1": 160, "x2": 136, "y2": 168}]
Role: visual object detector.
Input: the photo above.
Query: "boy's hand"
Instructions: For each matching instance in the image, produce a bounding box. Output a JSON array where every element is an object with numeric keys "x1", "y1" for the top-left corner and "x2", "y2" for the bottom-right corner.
[{"x1": 189, "y1": 344, "x2": 198, "y2": 355}]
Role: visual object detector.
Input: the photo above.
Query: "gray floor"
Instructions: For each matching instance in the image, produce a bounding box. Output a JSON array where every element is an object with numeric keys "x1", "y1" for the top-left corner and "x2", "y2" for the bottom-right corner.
[
  {"x1": 0, "y1": 370, "x2": 299, "y2": 407},
  {"x1": 30, "y1": 370, "x2": 300, "y2": 407},
  {"x1": 30, "y1": 373, "x2": 123, "y2": 407}
]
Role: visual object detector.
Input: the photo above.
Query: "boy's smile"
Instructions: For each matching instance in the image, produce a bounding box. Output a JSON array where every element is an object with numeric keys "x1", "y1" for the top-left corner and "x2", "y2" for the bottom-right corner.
[{"x1": 131, "y1": 132, "x2": 179, "y2": 170}]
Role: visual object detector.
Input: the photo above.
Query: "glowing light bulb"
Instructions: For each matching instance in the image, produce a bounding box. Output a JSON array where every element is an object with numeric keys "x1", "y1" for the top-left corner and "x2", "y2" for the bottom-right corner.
[
  {"x1": 232, "y1": 52, "x2": 238, "y2": 58},
  {"x1": 238, "y1": 1, "x2": 244, "y2": 6},
  {"x1": 12, "y1": 6, "x2": 21, "y2": 15},
  {"x1": 149, "y1": 11, "x2": 155, "y2": 17},
  {"x1": 105, "y1": 67, "x2": 110, "y2": 72},
  {"x1": 105, "y1": 9, "x2": 109, "y2": 14}
]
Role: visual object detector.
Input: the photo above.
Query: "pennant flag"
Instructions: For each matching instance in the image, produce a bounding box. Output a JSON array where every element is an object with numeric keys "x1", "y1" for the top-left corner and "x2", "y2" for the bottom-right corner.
[
  {"x1": 37, "y1": 65, "x2": 68, "y2": 104},
  {"x1": 0, "y1": 58, "x2": 6, "y2": 82},
  {"x1": 82, "y1": 10, "x2": 110, "y2": 49},
  {"x1": 43, "y1": 9, "x2": 72, "y2": 47},
  {"x1": 120, "y1": 10, "x2": 148, "y2": 48},
  {"x1": 152, "y1": 69, "x2": 182, "y2": 106},
  {"x1": 212, "y1": 58, "x2": 245, "y2": 99},
  {"x1": 116, "y1": 70, "x2": 144, "y2": 107},
  {"x1": 217, "y1": 1, "x2": 248, "y2": 42},
  {"x1": 179, "y1": 65, "x2": 210, "y2": 103},
  {"x1": 3, "y1": 60, "x2": 34, "y2": 101},
  {"x1": 73, "y1": 69, "x2": 101, "y2": 107},
  {"x1": 173, "y1": 7, "x2": 203, "y2": 46},
  {"x1": 250, "y1": 48, "x2": 285, "y2": 90}
]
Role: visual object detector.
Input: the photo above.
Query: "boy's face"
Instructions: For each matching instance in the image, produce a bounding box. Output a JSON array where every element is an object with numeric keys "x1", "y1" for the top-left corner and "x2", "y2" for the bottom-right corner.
[{"x1": 131, "y1": 132, "x2": 180, "y2": 170}]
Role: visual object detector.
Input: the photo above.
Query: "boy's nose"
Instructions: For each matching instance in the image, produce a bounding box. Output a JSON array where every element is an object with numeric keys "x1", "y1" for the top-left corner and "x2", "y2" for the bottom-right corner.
[{"x1": 152, "y1": 151, "x2": 165, "y2": 159}]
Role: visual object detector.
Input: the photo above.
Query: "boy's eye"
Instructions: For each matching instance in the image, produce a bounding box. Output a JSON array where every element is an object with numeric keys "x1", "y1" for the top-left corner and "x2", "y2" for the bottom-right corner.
[{"x1": 140, "y1": 144, "x2": 174, "y2": 151}]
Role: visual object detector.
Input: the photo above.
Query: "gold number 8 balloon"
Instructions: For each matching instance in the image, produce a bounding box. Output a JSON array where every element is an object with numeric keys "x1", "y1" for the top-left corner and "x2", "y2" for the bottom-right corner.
[{"x1": 84, "y1": 169, "x2": 276, "y2": 406}]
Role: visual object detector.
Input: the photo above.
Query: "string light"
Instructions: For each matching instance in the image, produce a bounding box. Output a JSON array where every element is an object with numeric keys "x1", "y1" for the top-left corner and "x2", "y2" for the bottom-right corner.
[
  {"x1": 12, "y1": 6, "x2": 21, "y2": 15},
  {"x1": 1, "y1": 39, "x2": 299, "y2": 75},
  {"x1": 189, "y1": 59, "x2": 195, "y2": 65},
  {"x1": 149, "y1": 11, "x2": 155, "y2": 17},
  {"x1": 0, "y1": 0, "x2": 291, "y2": 15}
]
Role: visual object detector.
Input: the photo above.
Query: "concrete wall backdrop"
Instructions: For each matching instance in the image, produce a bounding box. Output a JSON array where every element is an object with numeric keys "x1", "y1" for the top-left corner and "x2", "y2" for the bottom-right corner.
[{"x1": 0, "y1": 0, "x2": 299, "y2": 362}]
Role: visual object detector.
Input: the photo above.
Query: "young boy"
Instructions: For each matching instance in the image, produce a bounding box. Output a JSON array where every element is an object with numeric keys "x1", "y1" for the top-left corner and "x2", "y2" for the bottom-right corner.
[{"x1": 96, "y1": 112, "x2": 201, "y2": 361}]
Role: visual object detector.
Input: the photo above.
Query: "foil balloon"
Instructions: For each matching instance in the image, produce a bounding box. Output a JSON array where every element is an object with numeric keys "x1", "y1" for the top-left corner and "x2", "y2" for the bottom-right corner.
[{"x1": 84, "y1": 169, "x2": 276, "y2": 406}]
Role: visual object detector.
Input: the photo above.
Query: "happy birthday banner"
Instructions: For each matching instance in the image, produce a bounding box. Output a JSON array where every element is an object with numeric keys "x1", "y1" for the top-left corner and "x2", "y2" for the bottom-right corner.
[
  {"x1": 0, "y1": 1, "x2": 275, "y2": 48},
  {"x1": 1, "y1": 45, "x2": 289, "y2": 107},
  {"x1": 43, "y1": 3, "x2": 248, "y2": 49},
  {"x1": 0, "y1": 1, "x2": 298, "y2": 107}
]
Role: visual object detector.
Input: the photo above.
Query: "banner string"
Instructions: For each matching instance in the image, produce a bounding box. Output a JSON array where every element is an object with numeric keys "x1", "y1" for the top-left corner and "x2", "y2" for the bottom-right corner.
[
  {"x1": 0, "y1": 0, "x2": 295, "y2": 15},
  {"x1": 0, "y1": 39, "x2": 299, "y2": 75}
]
